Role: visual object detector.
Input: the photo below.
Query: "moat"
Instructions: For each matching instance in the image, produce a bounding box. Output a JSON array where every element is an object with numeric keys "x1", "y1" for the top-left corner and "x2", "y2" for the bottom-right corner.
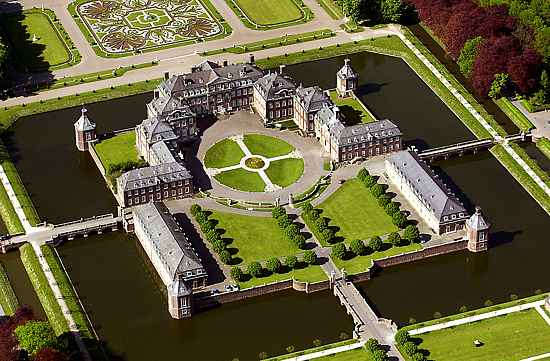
[{"x1": 1, "y1": 51, "x2": 549, "y2": 360}]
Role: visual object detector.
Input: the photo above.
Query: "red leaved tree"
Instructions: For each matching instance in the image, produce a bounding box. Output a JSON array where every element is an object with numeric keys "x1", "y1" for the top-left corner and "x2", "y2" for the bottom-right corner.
[{"x1": 507, "y1": 48, "x2": 541, "y2": 93}]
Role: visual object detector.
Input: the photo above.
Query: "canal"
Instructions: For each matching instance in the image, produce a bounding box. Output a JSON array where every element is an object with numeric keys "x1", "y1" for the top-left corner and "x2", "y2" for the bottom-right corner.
[
  {"x1": 0, "y1": 250, "x2": 45, "y2": 318},
  {"x1": 57, "y1": 232, "x2": 354, "y2": 361},
  {"x1": 361, "y1": 145, "x2": 550, "y2": 325}
]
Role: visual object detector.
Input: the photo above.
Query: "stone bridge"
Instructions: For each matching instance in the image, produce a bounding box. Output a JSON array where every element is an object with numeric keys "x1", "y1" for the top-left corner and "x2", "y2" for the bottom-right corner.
[
  {"x1": 418, "y1": 132, "x2": 531, "y2": 161},
  {"x1": 1, "y1": 214, "x2": 122, "y2": 251}
]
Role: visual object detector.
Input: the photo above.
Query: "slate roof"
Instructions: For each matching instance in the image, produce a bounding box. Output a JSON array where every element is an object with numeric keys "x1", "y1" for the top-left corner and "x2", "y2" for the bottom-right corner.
[
  {"x1": 74, "y1": 107, "x2": 95, "y2": 132},
  {"x1": 316, "y1": 104, "x2": 401, "y2": 146},
  {"x1": 133, "y1": 202, "x2": 205, "y2": 285},
  {"x1": 139, "y1": 117, "x2": 177, "y2": 144},
  {"x1": 150, "y1": 141, "x2": 178, "y2": 166},
  {"x1": 160, "y1": 61, "x2": 263, "y2": 96},
  {"x1": 148, "y1": 95, "x2": 194, "y2": 118},
  {"x1": 386, "y1": 151, "x2": 467, "y2": 221},
  {"x1": 117, "y1": 162, "x2": 192, "y2": 191},
  {"x1": 466, "y1": 207, "x2": 490, "y2": 230},
  {"x1": 294, "y1": 86, "x2": 332, "y2": 113},
  {"x1": 337, "y1": 59, "x2": 358, "y2": 80},
  {"x1": 254, "y1": 72, "x2": 296, "y2": 100}
]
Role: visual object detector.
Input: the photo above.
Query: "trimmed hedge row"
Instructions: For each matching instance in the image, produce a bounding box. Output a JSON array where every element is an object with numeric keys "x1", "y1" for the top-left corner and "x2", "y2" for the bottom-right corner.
[
  {"x1": 0, "y1": 261, "x2": 19, "y2": 315},
  {"x1": 191, "y1": 205, "x2": 233, "y2": 265}
]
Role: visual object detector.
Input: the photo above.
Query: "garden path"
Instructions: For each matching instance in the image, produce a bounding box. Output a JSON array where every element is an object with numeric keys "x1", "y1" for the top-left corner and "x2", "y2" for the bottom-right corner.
[
  {"x1": 0, "y1": 165, "x2": 34, "y2": 233},
  {"x1": 519, "y1": 352, "x2": 550, "y2": 361}
]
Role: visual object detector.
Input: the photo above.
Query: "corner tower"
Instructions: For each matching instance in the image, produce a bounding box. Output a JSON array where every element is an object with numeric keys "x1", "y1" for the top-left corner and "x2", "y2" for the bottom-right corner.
[
  {"x1": 465, "y1": 206, "x2": 490, "y2": 252},
  {"x1": 74, "y1": 107, "x2": 97, "y2": 151},
  {"x1": 336, "y1": 58, "x2": 358, "y2": 98}
]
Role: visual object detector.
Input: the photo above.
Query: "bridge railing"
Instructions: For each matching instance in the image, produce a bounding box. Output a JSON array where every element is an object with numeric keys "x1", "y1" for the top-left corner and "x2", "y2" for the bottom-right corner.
[{"x1": 53, "y1": 213, "x2": 116, "y2": 228}]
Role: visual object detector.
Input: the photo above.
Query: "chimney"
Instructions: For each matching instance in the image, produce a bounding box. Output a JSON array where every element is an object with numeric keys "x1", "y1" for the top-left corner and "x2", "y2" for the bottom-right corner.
[
  {"x1": 344, "y1": 58, "x2": 350, "y2": 66},
  {"x1": 223, "y1": 59, "x2": 228, "y2": 67},
  {"x1": 164, "y1": 71, "x2": 169, "y2": 80},
  {"x1": 279, "y1": 64, "x2": 285, "y2": 75},
  {"x1": 249, "y1": 53, "x2": 255, "y2": 64}
]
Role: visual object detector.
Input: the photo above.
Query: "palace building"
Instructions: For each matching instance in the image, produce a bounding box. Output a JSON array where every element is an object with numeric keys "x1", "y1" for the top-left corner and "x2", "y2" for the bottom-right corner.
[
  {"x1": 293, "y1": 85, "x2": 332, "y2": 135},
  {"x1": 253, "y1": 66, "x2": 297, "y2": 125},
  {"x1": 133, "y1": 202, "x2": 207, "y2": 319},
  {"x1": 385, "y1": 150, "x2": 469, "y2": 235}
]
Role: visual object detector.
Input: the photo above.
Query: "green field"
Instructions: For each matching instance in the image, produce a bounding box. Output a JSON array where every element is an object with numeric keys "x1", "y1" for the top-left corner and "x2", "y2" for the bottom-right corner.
[
  {"x1": 233, "y1": 0, "x2": 303, "y2": 25},
  {"x1": 214, "y1": 168, "x2": 266, "y2": 192},
  {"x1": 265, "y1": 158, "x2": 304, "y2": 187},
  {"x1": 537, "y1": 137, "x2": 550, "y2": 161},
  {"x1": 243, "y1": 134, "x2": 294, "y2": 158},
  {"x1": 0, "y1": 262, "x2": 19, "y2": 315},
  {"x1": 210, "y1": 211, "x2": 299, "y2": 262},
  {"x1": 329, "y1": 90, "x2": 376, "y2": 124},
  {"x1": 204, "y1": 139, "x2": 245, "y2": 168},
  {"x1": 239, "y1": 264, "x2": 327, "y2": 288},
  {"x1": 94, "y1": 132, "x2": 140, "y2": 171},
  {"x1": 318, "y1": 179, "x2": 398, "y2": 243},
  {"x1": 414, "y1": 309, "x2": 550, "y2": 361},
  {"x1": 1, "y1": 10, "x2": 71, "y2": 71},
  {"x1": 495, "y1": 98, "x2": 534, "y2": 131}
]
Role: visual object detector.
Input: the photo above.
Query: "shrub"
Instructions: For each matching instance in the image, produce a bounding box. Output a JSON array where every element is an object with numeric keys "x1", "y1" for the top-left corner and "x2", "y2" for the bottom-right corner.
[
  {"x1": 285, "y1": 255, "x2": 298, "y2": 269},
  {"x1": 392, "y1": 212, "x2": 408, "y2": 228},
  {"x1": 277, "y1": 214, "x2": 293, "y2": 229},
  {"x1": 371, "y1": 349, "x2": 388, "y2": 361},
  {"x1": 365, "y1": 338, "x2": 380, "y2": 353},
  {"x1": 266, "y1": 257, "x2": 282, "y2": 273},
  {"x1": 403, "y1": 225, "x2": 420, "y2": 243},
  {"x1": 363, "y1": 175, "x2": 377, "y2": 188},
  {"x1": 403, "y1": 341, "x2": 418, "y2": 356},
  {"x1": 370, "y1": 184, "x2": 385, "y2": 198},
  {"x1": 312, "y1": 339, "x2": 322, "y2": 347},
  {"x1": 14, "y1": 321, "x2": 62, "y2": 355},
  {"x1": 332, "y1": 243, "x2": 347, "y2": 260},
  {"x1": 190, "y1": 204, "x2": 202, "y2": 217},
  {"x1": 349, "y1": 239, "x2": 366, "y2": 256},
  {"x1": 219, "y1": 250, "x2": 232, "y2": 265},
  {"x1": 195, "y1": 211, "x2": 208, "y2": 224},
  {"x1": 293, "y1": 234, "x2": 306, "y2": 249},
  {"x1": 206, "y1": 229, "x2": 220, "y2": 243},
  {"x1": 412, "y1": 352, "x2": 427, "y2": 361},
  {"x1": 272, "y1": 206, "x2": 286, "y2": 219},
  {"x1": 303, "y1": 250, "x2": 317, "y2": 265},
  {"x1": 213, "y1": 239, "x2": 226, "y2": 253},
  {"x1": 377, "y1": 194, "x2": 391, "y2": 207},
  {"x1": 247, "y1": 262, "x2": 263, "y2": 278},
  {"x1": 285, "y1": 224, "x2": 300, "y2": 239},
  {"x1": 385, "y1": 202, "x2": 400, "y2": 216},
  {"x1": 369, "y1": 236, "x2": 382, "y2": 252},
  {"x1": 200, "y1": 219, "x2": 215, "y2": 233},
  {"x1": 395, "y1": 329, "x2": 410, "y2": 345},
  {"x1": 387, "y1": 232, "x2": 401, "y2": 247},
  {"x1": 230, "y1": 266, "x2": 244, "y2": 282},
  {"x1": 321, "y1": 228, "x2": 335, "y2": 244},
  {"x1": 258, "y1": 351, "x2": 268, "y2": 359},
  {"x1": 302, "y1": 202, "x2": 313, "y2": 214},
  {"x1": 357, "y1": 168, "x2": 369, "y2": 181}
]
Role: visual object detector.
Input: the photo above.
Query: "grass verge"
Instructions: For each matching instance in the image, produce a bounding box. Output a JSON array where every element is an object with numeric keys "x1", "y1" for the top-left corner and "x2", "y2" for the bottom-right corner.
[
  {"x1": 20, "y1": 243, "x2": 69, "y2": 335},
  {"x1": 495, "y1": 98, "x2": 534, "y2": 131},
  {"x1": 491, "y1": 145, "x2": 550, "y2": 215},
  {"x1": 329, "y1": 90, "x2": 376, "y2": 123},
  {"x1": 316, "y1": 0, "x2": 344, "y2": 20},
  {"x1": 41, "y1": 245, "x2": 93, "y2": 339},
  {"x1": 266, "y1": 339, "x2": 359, "y2": 360},
  {"x1": 536, "y1": 137, "x2": 550, "y2": 161},
  {"x1": 0, "y1": 179, "x2": 24, "y2": 234},
  {"x1": 238, "y1": 264, "x2": 327, "y2": 289},
  {"x1": 0, "y1": 262, "x2": 19, "y2": 315}
]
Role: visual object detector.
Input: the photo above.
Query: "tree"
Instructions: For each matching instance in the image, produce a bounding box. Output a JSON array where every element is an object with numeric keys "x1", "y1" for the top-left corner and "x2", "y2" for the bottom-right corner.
[
  {"x1": 321, "y1": 228, "x2": 335, "y2": 244},
  {"x1": 14, "y1": 321, "x2": 60, "y2": 355},
  {"x1": 402, "y1": 341, "x2": 418, "y2": 356},
  {"x1": 392, "y1": 211, "x2": 407, "y2": 228},
  {"x1": 385, "y1": 202, "x2": 400, "y2": 216},
  {"x1": 387, "y1": 232, "x2": 401, "y2": 247},
  {"x1": 332, "y1": 243, "x2": 347, "y2": 260},
  {"x1": 219, "y1": 250, "x2": 232, "y2": 265},
  {"x1": 489, "y1": 72, "x2": 511, "y2": 98},
  {"x1": 266, "y1": 257, "x2": 282, "y2": 273},
  {"x1": 370, "y1": 184, "x2": 385, "y2": 198},
  {"x1": 34, "y1": 348, "x2": 67, "y2": 361},
  {"x1": 357, "y1": 168, "x2": 370, "y2": 181},
  {"x1": 285, "y1": 224, "x2": 300, "y2": 238},
  {"x1": 412, "y1": 352, "x2": 427, "y2": 361},
  {"x1": 380, "y1": 0, "x2": 406, "y2": 23},
  {"x1": 369, "y1": 236, "x2": 382, "y2": 252},
  {"x1": 285, "y1": 345, "x2": 295, "y2": 353},
  {"x1": 302, "y1": 202, "x2": 313, "y2": 214},
  {"x1": 349, "y1": 239, "x2": 366, "y2": 256},
  {"x1": 213, "y1": 239, "x2": 226, "y2": 254},
  {"x1": 285, "y1": 255, "x2": 298, "y2": 269},
  {"x1": 230, "y1": 266, "x2": 244, "y2": 282},
  {"x1": 247, "y1": 262, "x2": 263, "y2": 278},
  {"x1": 507, "y1": 48, "x2": 542, "y2": 93},
  {"x1": 272, "y1": 206, "x2": 286, "y2": 219},
  {"x1": 403, "y1": 225, "x2": 420, "y2": 243},
  {"x1": 190, "y1": 204, "x2": 202, "y2": 217},
  {"x1": 312, "y1": 339, "x2": 322, "y2": 347},
  {"x1": 303, "y1": 250, "x2": 317, "y2": 265},
  {"x1": 395, "y1": 329, "x2": 410, "y2": 345},
  {"x1": 458, "y1": 36, "x2": 483, "y2": 77},
  {"x1": 277, "y1": 214, "x2": 293, "y2": 229},
  {"x1": 363, "y1": 175, "x2": 377, "y2": 188},
  {"x1": 206, "y1": 229, "x2": 220, "y2": 243},
  {"x1": 377, "y1": 194, "x2": 391, "y2": 207},
  {"x1": 365, "y1": 338, "x2": 380, "y2": 353},
  {"x1": 292, "y1": 234, "x2": 306, "y2": 249},
  {"x1": 459, "y1": 305, "x2": 468, "y2": 313},
  {"x1": 371, "y1": 349, "x2": 388, "y2": 361}
]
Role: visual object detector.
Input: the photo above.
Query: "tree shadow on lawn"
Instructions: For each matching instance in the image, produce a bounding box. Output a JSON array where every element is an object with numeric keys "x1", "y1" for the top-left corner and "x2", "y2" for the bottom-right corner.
[
  {"x1": 173, "y1": 212, "x2": 226, "y2": 284},
  {"x1": 339, "y1": 105, "x2": 365, "y2": 126}
]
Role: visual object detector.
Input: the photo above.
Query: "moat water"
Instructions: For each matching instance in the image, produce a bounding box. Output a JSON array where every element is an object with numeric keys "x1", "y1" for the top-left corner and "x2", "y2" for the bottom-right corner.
[{"x1": 2, "y1": 51, "x2": 549, "y2": 359}]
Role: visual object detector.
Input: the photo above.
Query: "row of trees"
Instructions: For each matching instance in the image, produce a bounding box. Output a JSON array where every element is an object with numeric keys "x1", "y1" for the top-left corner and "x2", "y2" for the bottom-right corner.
[
  {"x1": 365, "y1": 338, "x2": 391, "y2": 361},
  {"x1": 301, "y1": 203, "x2": 336, "y2": 244},
  {"x1": 334, "y1": 0, "x2": 411, "y2": 24},
  {"x1": 0, "y1": 306, "x2": 68, "y2": 361},
  {"x1": 191, "y1": 204, "x2": 233, "y2": 265},
  {"x1": 272, "y1": 206, "x2": 307, "y2": 249},
  {"x1": 395, "y1": 329, "x2": 426, "y2": 361},
  {"x1": 409, "y1": 0, "x2": 548, "y2": 102},
  {"x1": 0, "y1": 36, "x2": 6, "y2": 90},
  {"x1": 230, "y1": 251, "x2": 317, "y2": 282}
]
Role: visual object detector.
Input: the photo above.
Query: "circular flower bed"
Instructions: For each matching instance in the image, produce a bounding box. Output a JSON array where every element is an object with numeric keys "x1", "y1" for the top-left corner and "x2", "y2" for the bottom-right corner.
[{"x1": 245, "y1": 157, "x2": 265, "y2": 169}]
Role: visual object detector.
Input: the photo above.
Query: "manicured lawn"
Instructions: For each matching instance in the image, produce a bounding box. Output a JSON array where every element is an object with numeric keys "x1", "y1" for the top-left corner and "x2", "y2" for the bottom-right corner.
[
  {"x1": 537, "y1": 138, "x2": 550, "y2": 161},
  {"x1": 329, "y1": 90, "x2": 376, "y2": 124},
  {"x1": 0, "y1": 262, "x2": 19, "y2": 315},
  {"x1": 238, "y1": 264, "x2": 327, "y2": 289},
  {"x1": 243, "y1": 134, "x2": 294, "y2": 158},
  {"x1": 265, "y1": 158, "x2": 304, "y2": 187},
  {"x1": 210, "y1": 211, "x2": 298, "y2": 262},
  {"x1": 495, "y1": 98, "x2": 534, "y2": 131},
  {"x1": 414, "y1": 309, "x2": 550, "y2": 361},
  {"x1": 318, "y1": 179, "x2": 398, "y2": 243},
  {"x1": 233, "y1": 0, "x2": 303, "y2": 25},
  {"x1": 333, "y1": 243, "x2": 422, "y2": 275},
  {"x1": 204, "y1": 139, "x2": 245, "y2": 168},
  {"x1": 94, "y1": 132, "x2": 140, "y2": 170},
  {"x1": 316, "y1": 348, "x2": 372, "y2": 360},
  {"x1": 1, "y1": 10, "x2": 70, "y2": 70},
  {"x1": 214, "y1": 168, "x2": 266, "y2": 192},
  {"x1": 317, "y1": 0, "x2": 344, "y2": 20}
]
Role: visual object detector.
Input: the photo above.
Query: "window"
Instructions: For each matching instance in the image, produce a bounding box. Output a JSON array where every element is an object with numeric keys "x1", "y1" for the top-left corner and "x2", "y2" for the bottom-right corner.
[
  {"x1": 185, "y1": 187, "x2": 190, "y2": 193},
  {"x1": 172, "y1": 190, "x2": 176, "y2": 196},
  {"x1": 178, "y1": 189, "x2": 183, "y2": 195},
  {"x1": 156, "y1": 193, "x2": 161, "y2": 200},
  {"x1": 164, "y1": 191, "x2": 168, "y2": 197},
  {"x1": 141, "y1": 196, "x2": 146, "y2": 202},
  {"x1": 134, "y1": 197, "x2": 140, "y2": 204},
  {"x1": 128, "y1": 199, "x2": 132, "y2": 206}
]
